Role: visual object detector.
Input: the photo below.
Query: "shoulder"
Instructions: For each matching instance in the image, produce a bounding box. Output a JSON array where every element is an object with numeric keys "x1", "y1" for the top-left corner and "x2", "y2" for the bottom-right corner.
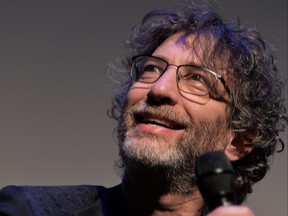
[{"x1": 0, "y1": 185, "x2": 106, "y2": 216}]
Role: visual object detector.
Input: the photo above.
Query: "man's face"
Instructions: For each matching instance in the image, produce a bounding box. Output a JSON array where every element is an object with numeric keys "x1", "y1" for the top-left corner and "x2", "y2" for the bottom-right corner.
[{"x1": 118, "y1": 33, "x2": 233, "y2": 186}]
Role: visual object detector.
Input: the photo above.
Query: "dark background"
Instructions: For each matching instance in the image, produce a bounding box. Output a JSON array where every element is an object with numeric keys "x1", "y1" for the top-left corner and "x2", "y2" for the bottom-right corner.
[{"x1": 0, "y1": 1, "x2": 287, "y2": 215}]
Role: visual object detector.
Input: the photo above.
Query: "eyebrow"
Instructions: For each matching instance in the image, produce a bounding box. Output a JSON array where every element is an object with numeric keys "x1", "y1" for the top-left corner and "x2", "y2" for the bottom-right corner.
[
  {"x1": 151, "y1": 54, "x2": 203, "y2": 67},
  {"x1": 151, "y1": 54, "x2": 167, "y2": 61}
]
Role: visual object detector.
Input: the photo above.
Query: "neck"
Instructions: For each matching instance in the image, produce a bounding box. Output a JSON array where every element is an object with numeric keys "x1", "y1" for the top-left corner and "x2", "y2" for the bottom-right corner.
[{"x1": 121, "y1": 168, "x2": 204, "y2": 216}]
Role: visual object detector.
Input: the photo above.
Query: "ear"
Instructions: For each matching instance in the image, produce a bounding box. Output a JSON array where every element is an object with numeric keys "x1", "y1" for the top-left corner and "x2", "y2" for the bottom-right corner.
[{"x1": 224, "y1": 131, "x2": 257, "y2": 161}]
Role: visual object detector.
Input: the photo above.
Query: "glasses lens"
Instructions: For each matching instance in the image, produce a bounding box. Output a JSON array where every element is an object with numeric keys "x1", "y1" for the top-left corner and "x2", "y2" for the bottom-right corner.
[
  {"x1": 177, "y1": 65, "x2": 217, "y2": 96},
  {"x1": 131, "y1": 56, "x2": 167, "y2": 83}
]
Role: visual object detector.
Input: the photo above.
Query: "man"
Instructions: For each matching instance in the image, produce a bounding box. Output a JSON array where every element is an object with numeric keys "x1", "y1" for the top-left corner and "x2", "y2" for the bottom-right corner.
[{"x1": 0, "y1": 2, "x2": 287, "y2": 216}]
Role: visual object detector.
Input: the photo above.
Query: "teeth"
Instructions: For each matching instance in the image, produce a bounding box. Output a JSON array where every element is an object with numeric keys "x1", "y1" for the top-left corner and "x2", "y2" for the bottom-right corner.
[{"x1": 143, "y1": 117, "x2": 175, "y2": 129}]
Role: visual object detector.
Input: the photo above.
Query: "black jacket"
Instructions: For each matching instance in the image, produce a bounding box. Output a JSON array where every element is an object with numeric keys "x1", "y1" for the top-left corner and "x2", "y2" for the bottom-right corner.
[{"x1": 0, "y1": 184, "x2": 133, "y2": 216}]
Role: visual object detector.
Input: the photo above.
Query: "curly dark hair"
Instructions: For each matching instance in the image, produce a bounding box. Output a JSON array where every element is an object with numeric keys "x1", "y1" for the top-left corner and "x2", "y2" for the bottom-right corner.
[{"x1": 108, "y1": 2, "x2": 287, "y2": 203}]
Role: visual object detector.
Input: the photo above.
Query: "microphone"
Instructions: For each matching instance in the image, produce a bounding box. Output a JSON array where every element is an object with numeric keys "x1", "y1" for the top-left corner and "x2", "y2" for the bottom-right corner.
[{"x1": 195, "y1": 151, "x2": 237, "y2": 212}]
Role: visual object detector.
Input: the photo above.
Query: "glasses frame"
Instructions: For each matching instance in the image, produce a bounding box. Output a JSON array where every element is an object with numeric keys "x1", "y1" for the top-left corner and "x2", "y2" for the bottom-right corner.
[{"x1": 130, "y1": 55, "x2": 231, "y2": 97}]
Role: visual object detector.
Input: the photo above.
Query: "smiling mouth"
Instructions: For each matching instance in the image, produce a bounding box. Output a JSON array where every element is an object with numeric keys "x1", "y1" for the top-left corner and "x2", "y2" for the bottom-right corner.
[{"x1": 134, "y1": 113, "x2": 185, "y2": 130}]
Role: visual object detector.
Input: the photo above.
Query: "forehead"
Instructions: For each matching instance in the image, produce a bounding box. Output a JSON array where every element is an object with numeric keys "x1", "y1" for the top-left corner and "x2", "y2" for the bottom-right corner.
[
  {"x1": 152, "y1": 32, "x2": 202, "y2": 63},
  {"x1": 153, "y1": 32, "x2": 229, "y2": 71}
]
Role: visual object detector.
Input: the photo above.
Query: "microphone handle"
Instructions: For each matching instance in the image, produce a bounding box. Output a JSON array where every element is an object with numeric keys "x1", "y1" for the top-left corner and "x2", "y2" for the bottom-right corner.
[{"x1": 195, "y1": 151, "x2": 238, "y2": 212}]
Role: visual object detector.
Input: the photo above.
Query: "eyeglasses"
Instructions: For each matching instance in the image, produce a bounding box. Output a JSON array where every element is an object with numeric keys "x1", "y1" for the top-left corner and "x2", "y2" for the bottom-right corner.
[{"x1": 130, "y1": 55, "x2": 231, "y2": 104}]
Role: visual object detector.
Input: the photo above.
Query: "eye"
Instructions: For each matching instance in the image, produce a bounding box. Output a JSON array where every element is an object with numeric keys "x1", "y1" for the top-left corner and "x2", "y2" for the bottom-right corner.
[
  {"x1": 178, "y1": 66, "x2": 214, "y2": 91},
  {"x1": 181, "y1": 72, "x2": 207, "y2": 84},
  {"x1": 189, "y1": 74, "x2": 204, "y2": 81},
  {"x1": 142, "y1": 64, "x2": 162, "y2": 74},
  {"x1": 136, "y1": 61, "x2": 164, "y2": 83},
  {"x1": 132, "y1": 56, "x2": 167, "y2": 83}
]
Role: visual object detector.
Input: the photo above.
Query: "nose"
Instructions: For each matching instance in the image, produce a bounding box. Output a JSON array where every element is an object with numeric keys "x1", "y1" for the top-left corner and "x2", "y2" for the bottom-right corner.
[{"x1": 147, "y1": 66, "x2": 179, "y2": 105}]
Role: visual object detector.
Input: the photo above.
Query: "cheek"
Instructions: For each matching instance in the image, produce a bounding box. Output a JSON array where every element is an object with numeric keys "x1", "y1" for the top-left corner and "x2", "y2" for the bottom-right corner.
[
  {"x1": 126, "y1": 87, "x2": 148, "y2": 107},
  {"x1": 184, "y1": 101, "x2": 229, "y2": 123}
]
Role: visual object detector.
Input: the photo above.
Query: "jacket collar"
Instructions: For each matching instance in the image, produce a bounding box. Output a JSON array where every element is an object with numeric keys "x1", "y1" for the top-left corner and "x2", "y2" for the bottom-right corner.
[
  {"x1": 74, "y1": 184, "x2": 133, "y2": 216},
  {"x1": 75, "y1": 198, "x2": 103, "y2": 216}
]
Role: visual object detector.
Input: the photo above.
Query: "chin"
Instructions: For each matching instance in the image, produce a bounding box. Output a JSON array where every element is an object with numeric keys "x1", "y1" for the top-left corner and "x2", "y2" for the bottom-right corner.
[{"x1": 121, "y1": 135, "x2": 184, "y2": 167}]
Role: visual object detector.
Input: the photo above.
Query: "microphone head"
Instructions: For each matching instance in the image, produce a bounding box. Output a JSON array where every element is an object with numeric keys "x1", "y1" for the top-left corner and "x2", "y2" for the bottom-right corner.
[{"x1": 195, "y1": 151, "x2": 237, "y2": 211}]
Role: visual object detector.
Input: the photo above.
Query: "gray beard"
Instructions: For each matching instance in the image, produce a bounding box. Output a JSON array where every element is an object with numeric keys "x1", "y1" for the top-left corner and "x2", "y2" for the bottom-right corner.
[{"x1": 117, "y1": 102, "x2": 230, "y2": 194}]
